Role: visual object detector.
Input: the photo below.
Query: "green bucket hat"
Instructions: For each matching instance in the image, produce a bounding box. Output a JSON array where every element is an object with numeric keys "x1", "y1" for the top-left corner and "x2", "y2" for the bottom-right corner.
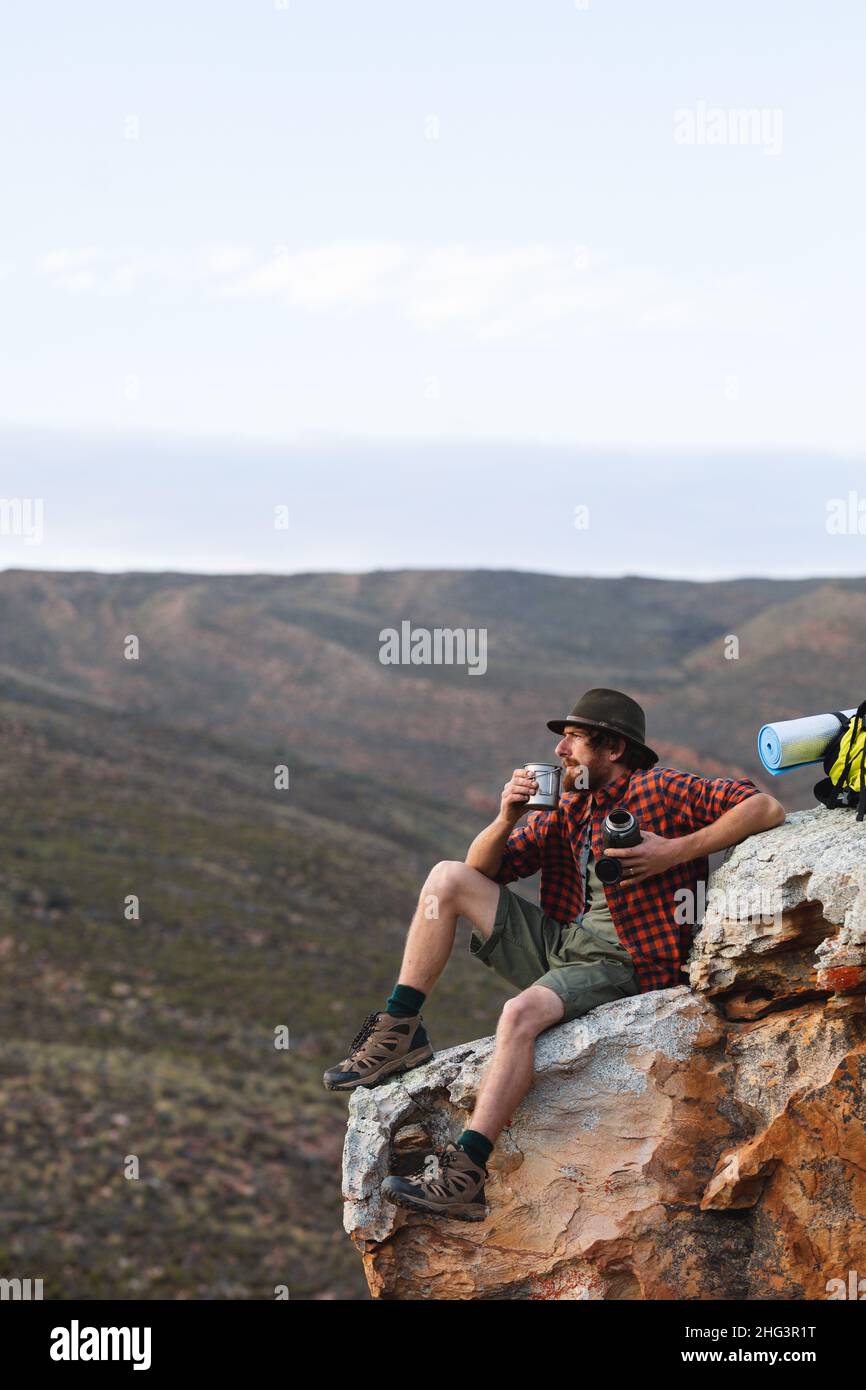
[{"x1": 546, "y1": 687, "x2": 658, "y2": 769}]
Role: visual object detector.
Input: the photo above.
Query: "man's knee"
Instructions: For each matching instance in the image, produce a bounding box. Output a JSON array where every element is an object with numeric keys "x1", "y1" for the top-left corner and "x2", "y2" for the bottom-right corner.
[
  {"x1": 424, "y1": 859, "x2": 480, "y2": 906},
  {"x1": 498, "y1": 986, "x2": 565, "y2": 1036},
  {"x1": 420, "y1": 860, "x2": 499, "y2": 939}
]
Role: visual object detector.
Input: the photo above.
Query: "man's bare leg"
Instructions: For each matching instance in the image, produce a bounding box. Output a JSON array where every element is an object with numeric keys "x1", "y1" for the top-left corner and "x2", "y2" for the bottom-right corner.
[
  {"x1": 467, "y1": 986, "x2": 565, "y2": 1143},
  {"x1": 324, "y1": 861, "x2": 508, "y2": 1095},
  {"x1": 394, "y1": 864, "x2": 565, "y2": 1149},
  {"x1": 395, "y1": 859, "x2": 502, "y2": 995}
]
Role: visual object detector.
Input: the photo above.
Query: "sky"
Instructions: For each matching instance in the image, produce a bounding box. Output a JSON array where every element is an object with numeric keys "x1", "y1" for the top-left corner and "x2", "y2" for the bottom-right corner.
[{"x1": 1, "y1": 1, "x2": 864, "y2": 576}]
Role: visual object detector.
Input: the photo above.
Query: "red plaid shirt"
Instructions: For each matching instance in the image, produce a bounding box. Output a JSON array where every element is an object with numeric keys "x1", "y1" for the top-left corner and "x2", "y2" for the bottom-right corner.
[{"x1": 493, "y1": 766, "x2": 762, "y2": 994}]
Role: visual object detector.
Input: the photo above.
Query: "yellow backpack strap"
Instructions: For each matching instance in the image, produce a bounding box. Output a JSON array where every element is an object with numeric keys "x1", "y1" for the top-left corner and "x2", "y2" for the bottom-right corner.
[
  {"x1": 837, "y1": 701, "x2": 866, "y2": 820},
  {"x1": 837, "y1": 711, "x2": 858, "y2": 789},
  {"x1": 815, "y1": 704, "x2": 866, "y2": 813},
  {"x1": 854, "y1": 701, "x2": 866, "y2": 822}
]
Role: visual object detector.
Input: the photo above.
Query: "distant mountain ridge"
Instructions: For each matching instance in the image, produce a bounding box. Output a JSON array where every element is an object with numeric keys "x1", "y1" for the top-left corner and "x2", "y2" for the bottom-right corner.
[{"x1": 1, "y1": 567, "x2": 864, "y2": 811}]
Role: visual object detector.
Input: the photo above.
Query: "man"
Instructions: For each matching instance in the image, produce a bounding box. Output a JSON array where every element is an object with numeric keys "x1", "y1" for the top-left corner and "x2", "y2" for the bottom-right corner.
[{"x1": 323, "y1": 687, "x2": 785, "y2": 1222}]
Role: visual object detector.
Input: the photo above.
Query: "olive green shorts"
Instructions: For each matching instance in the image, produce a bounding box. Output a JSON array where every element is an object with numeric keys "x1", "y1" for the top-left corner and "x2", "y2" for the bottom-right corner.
[{"x1": 468, "y1": 884, "x2": 641, "y2": 1023}]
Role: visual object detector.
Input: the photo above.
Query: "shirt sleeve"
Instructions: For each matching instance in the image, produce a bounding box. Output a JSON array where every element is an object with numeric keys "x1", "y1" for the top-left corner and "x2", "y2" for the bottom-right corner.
[
  {"x1": 657, "y1": 767, "x2": 763, "y2": 834},
  {"x1": 492, "y1": 813, "x2": 546, "y2": 883}
]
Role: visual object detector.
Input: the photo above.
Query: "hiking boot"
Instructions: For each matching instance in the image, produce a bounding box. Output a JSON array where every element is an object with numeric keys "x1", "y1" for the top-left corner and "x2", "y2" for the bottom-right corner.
[
  {"x1": 322, "y1": 1010, "x2": 434, "y2": 1092},
  {"x1": 381, "y1": 1140, "x2": 489, "y2": 1221}
]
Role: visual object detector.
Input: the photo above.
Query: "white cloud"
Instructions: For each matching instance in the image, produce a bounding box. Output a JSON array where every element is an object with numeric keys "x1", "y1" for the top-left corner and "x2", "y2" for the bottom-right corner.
[
  {"x1": 221, "y1": 241, "x2": 409, "y2": 307},
  {"x1": 31, "y1": 239, "x2": 705, "y2": 340},
  {"x1": 405, "y1": 245, "x2": 554, "y2": 329},
  {"x1": 202, "y1": 244, "x2": 256, "y2": 278},
  {"x1": 37, "y1": 247, "x2": 104, "y2": 274}
]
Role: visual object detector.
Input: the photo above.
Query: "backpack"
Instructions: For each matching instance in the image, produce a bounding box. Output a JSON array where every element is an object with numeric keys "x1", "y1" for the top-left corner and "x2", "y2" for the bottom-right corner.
[{"x1": 813, "y1": 700, "x2": 866, "y2": 821}]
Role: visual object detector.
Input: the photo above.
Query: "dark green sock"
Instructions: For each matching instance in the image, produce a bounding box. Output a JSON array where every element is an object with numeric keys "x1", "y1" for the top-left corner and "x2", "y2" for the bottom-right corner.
[
  {"x1": 385, "y1": 983, "x2": 426, "y2": 1017},
  {"x1": 456, "y1": 1129, "x2": 493, "y2": 1169}
]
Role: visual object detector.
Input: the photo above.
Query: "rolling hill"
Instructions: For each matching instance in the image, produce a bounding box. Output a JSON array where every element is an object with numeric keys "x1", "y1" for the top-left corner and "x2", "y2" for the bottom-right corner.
[{"x1": 0, "y1": 566, "x2": 863, "y2": 1299}]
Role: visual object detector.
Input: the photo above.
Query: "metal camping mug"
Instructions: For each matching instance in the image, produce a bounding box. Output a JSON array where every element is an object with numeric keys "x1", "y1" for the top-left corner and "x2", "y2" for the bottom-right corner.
[{"x1": 523, "y1": 762, "x2": 561, "y2": 810}]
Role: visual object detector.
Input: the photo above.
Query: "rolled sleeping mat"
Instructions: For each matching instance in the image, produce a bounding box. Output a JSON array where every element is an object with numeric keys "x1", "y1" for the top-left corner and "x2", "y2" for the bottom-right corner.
[{"x1": 757, "y1": 709, "x2": 857, "y2": 775}]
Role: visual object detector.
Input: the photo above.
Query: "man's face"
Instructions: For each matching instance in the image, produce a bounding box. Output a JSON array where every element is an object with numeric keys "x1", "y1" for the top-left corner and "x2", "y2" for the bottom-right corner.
[{"x1": 554, "y1": 724, "x2": 625, "y2": 792}]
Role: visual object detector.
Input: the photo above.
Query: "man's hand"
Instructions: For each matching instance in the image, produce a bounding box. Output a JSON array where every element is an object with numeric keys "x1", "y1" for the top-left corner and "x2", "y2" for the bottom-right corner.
[
  {"x1": 500, "y1": 767, "x2": 539, "y2": 825},
  {"x1": 605, "y1": 793, "x2": 786, "y2": 886},
  {"x1": 603, "y1": 830, "x2": 681, "y2": 885},
  {"x1": 465, "y1": 769, "x2": 542, "y2": 877}
]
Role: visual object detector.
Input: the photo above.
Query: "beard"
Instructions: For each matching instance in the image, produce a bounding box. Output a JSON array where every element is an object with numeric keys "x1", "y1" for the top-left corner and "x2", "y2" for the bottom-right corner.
[{"x1": 561, "y1": 760, "x2": 592, "y2": 793}]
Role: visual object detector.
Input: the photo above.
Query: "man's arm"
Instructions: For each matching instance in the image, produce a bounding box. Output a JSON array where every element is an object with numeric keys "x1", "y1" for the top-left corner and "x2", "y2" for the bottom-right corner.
[
  {"x1": 465, "y1": 817, "x2": 524, "y2": 878},
  {"x1": 664, "y1": 792, "x2": 785, "y2": 864},
  {"x1": 465, "y1": 766, "x2": 542, "y2": 878},
  {"x1": 606, "y1": 777, "x2": 785, "y2": 885}
]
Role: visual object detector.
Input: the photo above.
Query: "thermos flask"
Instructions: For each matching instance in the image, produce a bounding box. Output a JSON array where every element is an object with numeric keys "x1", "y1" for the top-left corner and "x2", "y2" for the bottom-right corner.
[{"x1": 595, "y1": 807, "x2": 642, "y2": 884}]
